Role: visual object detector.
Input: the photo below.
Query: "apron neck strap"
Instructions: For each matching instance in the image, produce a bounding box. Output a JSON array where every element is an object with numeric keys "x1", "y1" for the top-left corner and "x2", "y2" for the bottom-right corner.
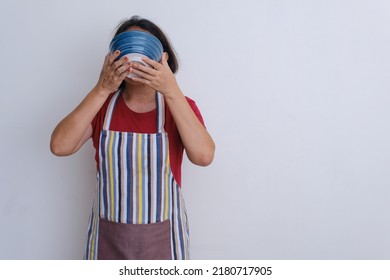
[
  {"x1": 156, "y1": 92, "x2": 165, "y2": 133},
  {"x1": 102, "y1": 90, "x2": 121, "y2": 131},
  {"x1": 102, "y1": 90, "x2": 165, "y2": 133}
]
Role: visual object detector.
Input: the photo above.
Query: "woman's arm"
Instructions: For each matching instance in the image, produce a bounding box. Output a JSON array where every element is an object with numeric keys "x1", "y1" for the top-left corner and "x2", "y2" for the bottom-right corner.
[
  {"x1": 164, "y1": 89, "x2": 215, "y2": 166},
  {"x1": 129, "y1": 53, "x2": 215, "y2": 166},
  {"x1": 50, "y1": 51, "x2": 132, "y2": 156},
  {"x1": 50, "y1": 86, "x2": 109, "y2": 156}
]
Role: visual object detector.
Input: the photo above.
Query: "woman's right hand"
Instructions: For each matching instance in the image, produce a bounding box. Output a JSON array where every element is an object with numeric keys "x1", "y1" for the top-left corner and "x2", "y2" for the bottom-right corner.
[
  {"x1": 50, "y1": 51, "x2": 131, "y2": 156},
  {"x1": 96, "y1": 50, "x2": 131, "y2": 94}
]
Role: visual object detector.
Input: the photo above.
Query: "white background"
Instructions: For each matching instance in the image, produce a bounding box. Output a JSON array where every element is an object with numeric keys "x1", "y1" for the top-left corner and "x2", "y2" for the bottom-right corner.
[{"x1": 1, "y1": 0, "x2": 389, "y2": 259}]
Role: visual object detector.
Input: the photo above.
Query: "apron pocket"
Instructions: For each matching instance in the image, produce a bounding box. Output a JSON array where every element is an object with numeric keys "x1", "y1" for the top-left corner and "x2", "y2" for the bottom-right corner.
[{"x1": 97, "y1": 218, "x2": 172, "y2": 260}]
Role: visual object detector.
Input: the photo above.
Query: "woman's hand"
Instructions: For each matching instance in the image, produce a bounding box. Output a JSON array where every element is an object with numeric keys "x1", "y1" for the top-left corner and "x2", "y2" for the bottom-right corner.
[
  {"x1": 130, "y1": 53, "x2": 215, "y2": 166},
  {"x1": 97, "y1": 50, "x2": 132, "y2": 94},
  {"x1": 129, "y1": 53, "x2": 180, "y2": 97}
]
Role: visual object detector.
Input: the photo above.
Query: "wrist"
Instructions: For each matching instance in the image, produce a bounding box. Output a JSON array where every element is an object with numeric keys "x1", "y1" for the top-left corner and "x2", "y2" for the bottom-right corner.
[
  {"x1": 163, "y1": 86, "x2": 183, "y2": 101},
  {"x1": 92, "y1": 83, "x2": 115, "y2": 98}
]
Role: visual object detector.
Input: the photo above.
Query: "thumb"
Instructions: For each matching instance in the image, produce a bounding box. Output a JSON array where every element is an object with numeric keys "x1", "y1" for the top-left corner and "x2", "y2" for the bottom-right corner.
[{"x1": 161, "y1": 52, "x2": 169, "y2": 66}]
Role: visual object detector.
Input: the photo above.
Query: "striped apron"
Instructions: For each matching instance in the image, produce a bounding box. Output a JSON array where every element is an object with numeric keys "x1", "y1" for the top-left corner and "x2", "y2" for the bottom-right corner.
[{"x1": 84, "y1": 91, "x2": 190, "y2": 260}]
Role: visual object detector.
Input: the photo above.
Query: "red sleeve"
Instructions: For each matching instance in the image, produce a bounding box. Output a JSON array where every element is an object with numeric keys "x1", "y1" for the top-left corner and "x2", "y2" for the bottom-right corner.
[{"x1": 185, "y1": 96, "x2": 205, "y2": 126}]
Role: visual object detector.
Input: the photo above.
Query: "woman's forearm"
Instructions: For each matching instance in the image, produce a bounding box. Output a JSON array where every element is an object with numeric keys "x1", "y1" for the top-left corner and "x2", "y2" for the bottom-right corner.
[
  {"x1": 165, "y1": 89, "x2": 215, "y2": 166},
  {"x1": 50, "y1": 85, "x2": 111, "y2": 156}
]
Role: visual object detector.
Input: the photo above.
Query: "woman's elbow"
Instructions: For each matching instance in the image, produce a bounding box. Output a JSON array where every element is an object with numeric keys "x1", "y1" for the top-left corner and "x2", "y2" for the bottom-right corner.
[
  {"x1": 50, "y1": 137, "x2": 73, "y2": 157},
  {"x1": 50, "y1": 142, "x2": 66, "y2": 156},
  {"x1": 198, "y1": 153, "x2": 214, "y2": 167},
  {"x1": 189, "y1": 145, "x2": 215, "y2": 167}
]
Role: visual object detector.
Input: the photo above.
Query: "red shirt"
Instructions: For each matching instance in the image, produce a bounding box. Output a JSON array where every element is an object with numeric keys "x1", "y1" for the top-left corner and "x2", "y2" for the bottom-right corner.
[{"x1": 91, "y1": 93, "x2": 205, "y2": 187}]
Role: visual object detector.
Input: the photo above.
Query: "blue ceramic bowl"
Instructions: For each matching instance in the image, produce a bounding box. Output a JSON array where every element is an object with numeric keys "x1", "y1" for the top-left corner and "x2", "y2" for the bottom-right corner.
[{"x1": 109, "y1": 31, "x2": 163, "y2": 73}]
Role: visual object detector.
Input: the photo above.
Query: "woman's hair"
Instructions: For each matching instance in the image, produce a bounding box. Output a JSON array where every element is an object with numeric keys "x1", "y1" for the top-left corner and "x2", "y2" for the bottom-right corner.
[{"x1": 114, "y1": 16, "x2": 179, "y2": 73}]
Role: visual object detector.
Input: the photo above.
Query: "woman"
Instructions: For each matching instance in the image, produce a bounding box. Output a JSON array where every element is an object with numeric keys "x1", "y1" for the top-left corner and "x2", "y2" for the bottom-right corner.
[{"x1": 50, "y1": 16, "x2": 215, "y2": 260}]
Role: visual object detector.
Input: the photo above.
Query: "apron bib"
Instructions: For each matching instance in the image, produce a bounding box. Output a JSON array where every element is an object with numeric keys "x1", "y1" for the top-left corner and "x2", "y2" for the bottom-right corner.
[{"x1": 84, "y1": 91, "x2": 190, "y2": 260}]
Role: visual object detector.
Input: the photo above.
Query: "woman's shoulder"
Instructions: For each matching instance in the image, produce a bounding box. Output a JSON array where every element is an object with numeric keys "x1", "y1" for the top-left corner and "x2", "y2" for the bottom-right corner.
[{"x1": 184, "y1": 96, "x2": 205, "y2": 125}]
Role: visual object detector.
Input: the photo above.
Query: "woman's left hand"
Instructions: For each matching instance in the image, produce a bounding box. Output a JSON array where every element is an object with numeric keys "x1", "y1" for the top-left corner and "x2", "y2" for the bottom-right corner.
[{"x1": 130, "y1": 52, "x2": 179, "y2": 97}]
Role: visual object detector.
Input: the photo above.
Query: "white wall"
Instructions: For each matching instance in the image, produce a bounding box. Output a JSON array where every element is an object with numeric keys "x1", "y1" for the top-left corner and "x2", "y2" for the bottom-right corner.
[{"x1": 1, "y1": 0, "x2": 389, "y2": 259}]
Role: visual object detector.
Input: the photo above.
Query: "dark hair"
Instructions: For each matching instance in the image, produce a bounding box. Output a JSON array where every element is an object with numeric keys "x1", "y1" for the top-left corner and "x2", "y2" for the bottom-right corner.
[{"x1": 114, "y1": 16, "x2": 179, "y2": 73}]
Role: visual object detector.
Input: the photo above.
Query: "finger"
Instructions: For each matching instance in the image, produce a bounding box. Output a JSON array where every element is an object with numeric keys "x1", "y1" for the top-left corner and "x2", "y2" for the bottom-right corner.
[
  {"x1": 108, "y1": 50, "x2": 121, "y2": 65},
  {"x1": 131, "y1": 62, "x2": 156, "y2": 75},
  {"x1": 142, "y1": 57, "x2": 161, "y2": 70},
  {"x1": 115, "y1": 62, "x2": 132, "y2": 76},
  {"x1": 118, "y1": 66, "x2": 132, "y2": 80},
  {"x1": 112, "y1": 56, "x2": 129, "y2": 70},
  {"x1": 130, "y1": 67, "x2": 154, "y2": 80}
]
